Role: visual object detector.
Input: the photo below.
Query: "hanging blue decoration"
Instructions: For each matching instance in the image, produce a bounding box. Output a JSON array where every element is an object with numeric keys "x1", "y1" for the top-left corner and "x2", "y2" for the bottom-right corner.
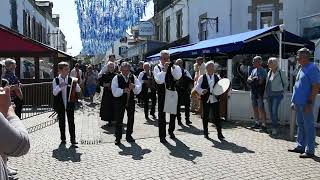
[{"x1": 75, "y1": 0, "x2": 147, "y2": 55}]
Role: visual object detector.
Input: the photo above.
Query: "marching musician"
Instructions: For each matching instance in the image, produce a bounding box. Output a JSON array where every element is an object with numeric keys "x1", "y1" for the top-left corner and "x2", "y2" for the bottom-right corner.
[
  {"x1": 99, "y1": 62, "x2": 117, "y2": 127},
  {"x1": 52, "y1": 62, "x2": 81, "y2": 147},
  {"x1": 195, "y1": 61, "x2": 225, "y2": 140},
  {"x1": 138, "y1": 62, "x2": 157, "y2": 120},
  {"x1": 175, "y1": 59, "x2": 193, "y2": 126},
  {"x1": 111, "y1": 62, "x2": 142, "y2": 145},
  {"x1": 154, "y1": 50, "x2": 182, "y2": 144}
]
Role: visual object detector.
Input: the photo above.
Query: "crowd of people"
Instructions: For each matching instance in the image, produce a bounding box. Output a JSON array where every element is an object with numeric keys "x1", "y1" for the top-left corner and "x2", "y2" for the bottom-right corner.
[{"x1": 51, "y1": 47, "x2": 320, "y2": 159}]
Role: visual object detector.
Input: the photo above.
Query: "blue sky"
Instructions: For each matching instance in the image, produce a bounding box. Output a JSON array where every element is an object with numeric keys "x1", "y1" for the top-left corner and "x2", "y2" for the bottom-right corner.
[{"x1": 49, "y1": 0, "x2": 154, "y2": 56}]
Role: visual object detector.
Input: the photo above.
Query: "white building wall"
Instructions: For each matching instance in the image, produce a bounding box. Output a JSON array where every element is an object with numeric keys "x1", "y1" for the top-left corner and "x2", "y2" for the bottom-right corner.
[
  {"x1": 282, "y1": 0, "x2": 320, "y2": 35},
  {"x1": 0, "y1": 0, "x2": 65, "y2": 51},
  {"x1": 231, "y1": 0, "x2": 251, "y2": 34},
  {"x1": 162, "y1": 0, "x2": 189, "y2": 43},
  {"x1": 105, "y1": 33, "x2": 134, "y2": 61},
  {"x1": 188, "y1": 0, "x2": 234, "y2": 44}
]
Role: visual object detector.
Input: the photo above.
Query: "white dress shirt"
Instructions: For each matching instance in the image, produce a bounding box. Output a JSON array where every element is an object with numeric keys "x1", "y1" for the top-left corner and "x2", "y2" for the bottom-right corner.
[
  {"x1": 195, "y1": 74, "x2": 218, "y2": 103},
  {"x1": 111, "y1": 74, "x2": 142, "y2": 97},
  {"x1": 70, "y1": 68, "x2": 83, "y2": 84},
  {"x1": 52, "y1": 75, "x2": 81, "y2": 109},
  {"x1": 153, "y1": 61, "x2": 182, "y2": 85}
]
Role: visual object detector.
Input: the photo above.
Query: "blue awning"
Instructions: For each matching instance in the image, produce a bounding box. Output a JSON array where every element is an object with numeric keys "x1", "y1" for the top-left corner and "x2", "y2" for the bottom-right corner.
[{"x1": 146, "y1": 25, "x2": 315, "y2": 60}]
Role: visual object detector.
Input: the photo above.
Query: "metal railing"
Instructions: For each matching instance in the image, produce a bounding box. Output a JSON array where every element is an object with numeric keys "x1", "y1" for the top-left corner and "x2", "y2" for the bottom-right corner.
[{"x1": 21, "y1": 82, "x2": 53, "y2": 120}]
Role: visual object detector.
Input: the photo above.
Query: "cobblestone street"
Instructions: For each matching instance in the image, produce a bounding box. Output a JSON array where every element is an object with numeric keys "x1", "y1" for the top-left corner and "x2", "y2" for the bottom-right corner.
[{"x1": 9, "y1": 100, "x2": 320, "y2": 180}]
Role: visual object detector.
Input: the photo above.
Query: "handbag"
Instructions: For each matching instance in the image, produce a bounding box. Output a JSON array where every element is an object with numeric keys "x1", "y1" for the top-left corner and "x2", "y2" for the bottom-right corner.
[{"x1": 163, "y1": 88, "x2": 178, "y2": 115}]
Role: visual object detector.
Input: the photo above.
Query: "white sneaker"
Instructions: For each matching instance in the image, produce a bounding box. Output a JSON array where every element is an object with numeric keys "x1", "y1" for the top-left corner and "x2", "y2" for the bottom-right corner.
[{"x1": 7, "y1": 166, "x2": 17, "y2": 176}]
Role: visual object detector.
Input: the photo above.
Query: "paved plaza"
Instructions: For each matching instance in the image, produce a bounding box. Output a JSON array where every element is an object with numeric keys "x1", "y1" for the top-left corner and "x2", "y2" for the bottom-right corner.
[{"x1": 8, "y1": 99, "x2": 320, "y2": 180}]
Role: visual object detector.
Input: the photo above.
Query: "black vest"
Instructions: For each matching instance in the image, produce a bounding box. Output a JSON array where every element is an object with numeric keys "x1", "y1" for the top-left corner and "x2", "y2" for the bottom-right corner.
[
  {"x1": 99, "y1": 72, "x2": 116, "y2": 91},
  {"x1": 176, "y1": 69, "x2": 193, "y2": 92},
  {"x1": 200, "y1": 74, "x2": 219, "y2": 103},
  {"x1": 53, "y1": 77, "x2": 74, "y2": 112},
  {"x1": 156, "y1": 64, "x2": 177, "y2": 93},
  {"x1": 141, "y1": 71, "x2": 156, "y2": 94},
  {"x1": 115, "y1": 74, "x2": 135, "y2": 103}
]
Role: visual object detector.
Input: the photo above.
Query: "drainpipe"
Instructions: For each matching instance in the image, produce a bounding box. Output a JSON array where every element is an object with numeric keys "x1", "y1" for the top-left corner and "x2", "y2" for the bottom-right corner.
[
  {"x1": 187, "y1": 0, "x2": 190, "y2": 41},
  {"x1": 229, "y1": 0, "x2": 233, "y2": 35}
]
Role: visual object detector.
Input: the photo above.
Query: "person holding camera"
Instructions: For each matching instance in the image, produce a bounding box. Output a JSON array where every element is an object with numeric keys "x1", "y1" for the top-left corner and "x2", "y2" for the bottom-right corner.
[
  {"x1": 0, "y1": 86, "x2": 30, "y2": 179},
  {"x1": 247, "y1": 56, "x2": 268, "y2": 132}
]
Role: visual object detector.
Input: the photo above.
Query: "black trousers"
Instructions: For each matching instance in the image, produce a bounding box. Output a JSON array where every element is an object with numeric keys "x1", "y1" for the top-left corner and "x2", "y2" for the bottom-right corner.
[
  {"x1": 143, "y1": 91, "x2": 156, "y2": 117},
  {"x1": 158, "y1": 91, "x2": 176, "y2": 139},
  {"x1": 13, "y1": 97, "x2": 23, "y2": 119},
  {"x1": 57, "y1": 108, "x2": 76, "y2": 143},
  {"x1": 114, "y1": 100, "x2": 135, "y2": 140},
  {"x1": 176, "y1": 92, "x2": 191, "y2": 122},
  {"x1": 202, "y1": 102, "x2": 222, "y2": 136}
]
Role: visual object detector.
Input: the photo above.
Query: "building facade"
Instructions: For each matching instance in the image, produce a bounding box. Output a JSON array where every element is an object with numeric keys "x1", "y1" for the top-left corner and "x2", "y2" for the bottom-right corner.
[{"x1": 0, "y1": 0, "x2": 67, "y2": 52}]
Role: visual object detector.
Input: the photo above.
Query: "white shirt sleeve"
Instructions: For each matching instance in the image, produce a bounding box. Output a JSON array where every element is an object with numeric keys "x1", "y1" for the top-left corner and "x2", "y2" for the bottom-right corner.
[
  {"x1": 111, "y1": 75, "x2": 124, "y2": 97},
  {"x1": 76, "y1": 83, "x2": 81, "y2": 93},
  {"x1": 98, "y1": 65, "x2": 108, "y2": 78},
  {"x1": 185, "y1": 70, "x2": 193, "y2": 79},
  {"x1": 195, "y1": 75, "x2": 205, "y2": 95},
  {"x1": 138, "y1": 72, "x2": 144, "y2": 84},
  {"x1": 133, "y1": 75, "x2": 142, "y2": 95},
  {"x1": 52, "y1": 78, "x2": 62, "y2": 96},
  {"x1": 153, "y1": 66, "x2": 166, "y2": 84},
  {"x1": 172, "y1": 65, "x2": 182, "y2": 80}
]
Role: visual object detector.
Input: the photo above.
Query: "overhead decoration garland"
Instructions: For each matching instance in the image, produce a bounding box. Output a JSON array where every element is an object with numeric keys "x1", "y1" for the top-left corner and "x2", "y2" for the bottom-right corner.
[{"x1": 76, "y1": 0, "x2": 147, "y2": 55}]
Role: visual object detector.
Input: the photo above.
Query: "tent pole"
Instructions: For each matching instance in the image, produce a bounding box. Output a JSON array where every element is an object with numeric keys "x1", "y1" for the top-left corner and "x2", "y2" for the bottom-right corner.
[{"x1": 279, "y1": 24, "x2": 284, "y2": 68}]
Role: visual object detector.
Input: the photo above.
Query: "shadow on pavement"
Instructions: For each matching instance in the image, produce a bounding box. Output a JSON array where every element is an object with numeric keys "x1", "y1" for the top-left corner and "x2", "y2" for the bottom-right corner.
[
  {"x1": 164, "y1": 138, "x2": 202, "y2": 164},
  {"x1": 207, "y1": 138, "x2": 255, "y2": 154},
  {"x1": 118, "y1": 142, "x2": 151, "y2": 160},
  {"x1": 177, "y1": 124, "x2": 203, "y2": 135},
  {"x1": 52, "y1": 144, "x2": 82, "y2": 162}
]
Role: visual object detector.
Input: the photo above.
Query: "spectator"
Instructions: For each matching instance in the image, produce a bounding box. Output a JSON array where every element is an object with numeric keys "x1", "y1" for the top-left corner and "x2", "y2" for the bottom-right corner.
[
  {"x1": 265, "y1": 57, "x2": 288, "y2": 135},
  {"x1": 0, "y1": 86, "x2": 30, "y2": 179},
  {"x1": 3, "y1": 59, "x2": 23, "y2": 119},
  {"x1": 84, "y1": 65, "x2": 98, "y2": 103},
  {"x1": 247, "y1": 56, "x2": 268, "y2": 132},
  {"x1": 288, "y1": 48, "x2": 320, "y2": 158},
  {"x1": 70, "y1": 63, "x2": 83, "y2": 85}
]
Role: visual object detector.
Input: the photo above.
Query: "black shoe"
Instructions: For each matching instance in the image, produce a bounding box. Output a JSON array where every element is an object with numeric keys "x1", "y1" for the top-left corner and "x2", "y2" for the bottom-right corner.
[
  {"x1": 299, "y1": 153, "x2": 314, "y2": 158},
  {"x1": 71, "y1": 141, "x2": 78, "y2": 145},
  {"x1": 107, "y1": 122, "x2": 113, "y2": 127},
  {"x1": 70, "y1": 144, "x2": 78, "y2": 148},
  {"x1": 218, "y1": 134, "x2": 225, "y2": 141},
  {"x1": 178, "y1": 121, "x2": 183, "y2": 126},
  {"x1": 260, "y1": 126, "x2": 268, "y2": 133},
  {"x1": 61, "y1": 140, "x2": 66, "y2": 144},
  {"x1": 186, "y1": 120, "x2": 192, "y2": 125},
  {"x1": 115, "y1": 139, "x2": 121, "y2": 145},
  {"x1": 204, "y1": 134, "x2": 209, "y2": 139},
  {"x1": 288, "y1": 148, "x2": 304, "y2": 154},
  {"x1": 169, "y1": 133, "x2": 176, "y2": 139},
  {"x1": 250, "y1": 123, "x2": 261, "y2": 129},
  {"x1": 160, "y1": 138, "x2": 168, "y2": 144},
  {"x1": 126, "y1": 136, "x2": 135, "y2": 143},
  {"x1": 151, "y1": 114, "x2": 157, "y2": 119}
]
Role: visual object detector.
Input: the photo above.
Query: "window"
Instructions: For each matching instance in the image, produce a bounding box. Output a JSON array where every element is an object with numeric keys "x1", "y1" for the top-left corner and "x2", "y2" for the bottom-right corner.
[
  {"x1": 200, "y1": 20, "x2": 208, "y2": 41},
  {"x1": 176, "y1": 10, "x2": 183, "y2": 39},
  {"x1": 257, "y1": 5, "x2": 274, "y2": 29},
  {"x1": 39, "y1": 58, "x2": 54, "y2": 79},
  {"x1": 156, "y1": 25, "x2": 160, "y2": 41},
  {"x1": 10, "y1": 0, "x2": 18, "y2": 31},
  {"x1": 165, "y1": 17, "x2": 170, "y2": 42},
  {"x1": 20, "y1": 57, "x2": 35, "y2": 79},
  {"x1": 32, "y1": 17, "x2": 36, "y2": 39},
  {"x1": 299, "y1": 14, "x2": 320, "y2": 40},
  {"x1": 27, "y1": 13, "x2": 31, "y2": 37},
  {"x1": 199, "y1": 13, "x2": 208, "y2": 41}
]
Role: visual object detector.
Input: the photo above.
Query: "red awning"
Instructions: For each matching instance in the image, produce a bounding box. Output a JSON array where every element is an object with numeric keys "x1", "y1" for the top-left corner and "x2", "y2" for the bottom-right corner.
[{"x1": 0, "y1": 24, "x2": 71, "y2": 58}]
